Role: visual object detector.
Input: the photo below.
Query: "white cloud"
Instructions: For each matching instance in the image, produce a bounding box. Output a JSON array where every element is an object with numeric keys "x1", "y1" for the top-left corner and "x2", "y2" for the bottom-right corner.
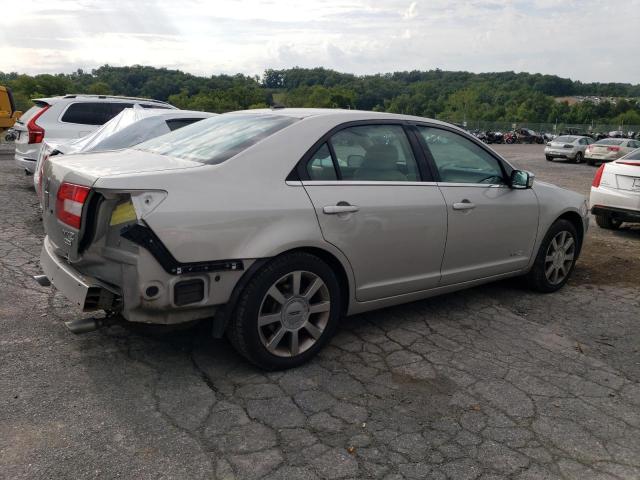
[{"x1": 1, "y1": 0, "x2": 639, "y2": 83}]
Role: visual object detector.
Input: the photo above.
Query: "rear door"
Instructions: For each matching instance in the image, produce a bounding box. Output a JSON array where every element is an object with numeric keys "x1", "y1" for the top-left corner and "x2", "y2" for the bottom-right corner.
[
  {"x1": 416, "y1": 126, "x2": 539, "y2": 285},
  {"x1": 300, "y1": 123, "x2": 448, "y2": 302}
]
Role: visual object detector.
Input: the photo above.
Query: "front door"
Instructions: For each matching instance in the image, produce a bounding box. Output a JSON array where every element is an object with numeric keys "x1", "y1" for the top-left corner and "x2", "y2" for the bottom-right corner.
[
  {"x1": 301, "y1": 124, "x2": 448, "y2": 302},
  {"x1": 416, "y1": 126, "x2": 539, "y2": 285}
]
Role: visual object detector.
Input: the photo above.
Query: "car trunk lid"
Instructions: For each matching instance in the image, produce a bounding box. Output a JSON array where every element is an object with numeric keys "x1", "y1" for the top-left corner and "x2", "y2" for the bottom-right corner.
[{"x1": 41, "y1": 149, "x2": 203, "y2": 261}]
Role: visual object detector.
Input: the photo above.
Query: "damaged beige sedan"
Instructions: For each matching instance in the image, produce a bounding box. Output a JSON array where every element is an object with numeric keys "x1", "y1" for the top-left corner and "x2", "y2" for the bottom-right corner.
[{"x1": 36, "y1": 109, "x2": 589, "y2": 369}]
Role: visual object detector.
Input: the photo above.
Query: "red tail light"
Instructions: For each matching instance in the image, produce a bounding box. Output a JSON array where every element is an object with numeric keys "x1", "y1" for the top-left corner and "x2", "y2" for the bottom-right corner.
[
  {"x1": 592, "y1": 165, "x2": 605, "y2": 188},
  {"x1": 27, "y1": 105, "x2": 50, "y2": 144},
  {"x1": 607, "y1": 146, "x2": 620, "y2": 152},
  {"x1": 586, "y1": 145, "x2": 593, "y2": 151},
  {"x1": 56, "y1": 182, "x2": 90, "y2": 229}
]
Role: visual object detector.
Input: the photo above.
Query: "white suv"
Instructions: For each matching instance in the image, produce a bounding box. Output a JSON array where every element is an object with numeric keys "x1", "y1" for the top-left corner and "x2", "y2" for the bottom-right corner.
[{"x1": 14, "y1": 95, "x2": 175, "y2": 174}]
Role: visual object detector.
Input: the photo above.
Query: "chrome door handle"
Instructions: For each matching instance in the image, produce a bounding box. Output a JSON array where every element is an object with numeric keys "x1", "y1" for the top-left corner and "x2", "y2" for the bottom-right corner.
[
  {"x1": 452, "y1": 200, "x2": 476, "y2": 211},
  {"x1": 323, "y1": 205, "x2": 359, "y2": 214}
]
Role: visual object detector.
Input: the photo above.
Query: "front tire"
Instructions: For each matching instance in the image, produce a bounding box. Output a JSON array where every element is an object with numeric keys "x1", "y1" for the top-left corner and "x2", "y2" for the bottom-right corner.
[
  {"x1": 527, "y1": 219, "x2": 579, "y2": 293},
  {"x1": 595, "y1": 214, "x2": 622, "y2": 230},
  {"x1": 227, "y1": 252, "x2": 342, "y2": 370}
]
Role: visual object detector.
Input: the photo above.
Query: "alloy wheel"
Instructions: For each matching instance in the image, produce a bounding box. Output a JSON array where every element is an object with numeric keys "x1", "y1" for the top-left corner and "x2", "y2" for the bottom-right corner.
[
  {"x1": 257, "y1": 270, "x2": 331, "y2": 357},
  {"x1": 544, "y1": 231, "x2": 576, "y2": 285}
]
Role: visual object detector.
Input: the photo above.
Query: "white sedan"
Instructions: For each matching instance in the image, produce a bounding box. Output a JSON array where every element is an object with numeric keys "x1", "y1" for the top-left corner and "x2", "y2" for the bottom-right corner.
[{"x1": 590, "y1": 148, "x2": 640, "y2": 229}]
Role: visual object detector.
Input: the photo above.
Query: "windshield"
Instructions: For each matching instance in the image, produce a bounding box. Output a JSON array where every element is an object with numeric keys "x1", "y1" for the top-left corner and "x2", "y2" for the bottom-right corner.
[
  {"x1": 137, "y1": 113, "x2": 298, "y2": 164},
  {"x1": 555, "y1": 136, "x2": 577, "y2": 143}
]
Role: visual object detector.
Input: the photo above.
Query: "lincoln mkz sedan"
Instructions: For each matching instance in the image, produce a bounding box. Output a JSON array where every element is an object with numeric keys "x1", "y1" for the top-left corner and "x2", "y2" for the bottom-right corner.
[{"x1": 36, "y1": 109, "x2": 589, "y2": 369}]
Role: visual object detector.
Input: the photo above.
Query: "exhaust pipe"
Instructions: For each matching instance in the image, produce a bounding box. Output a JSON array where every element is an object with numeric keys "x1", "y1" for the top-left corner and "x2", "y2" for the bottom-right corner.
[
  {"x1": 64, "y1": 316, "x2": 115, "y2": 334},
  {"x1": 33, "y1": 275, "x2": 51, "y2": 287}
]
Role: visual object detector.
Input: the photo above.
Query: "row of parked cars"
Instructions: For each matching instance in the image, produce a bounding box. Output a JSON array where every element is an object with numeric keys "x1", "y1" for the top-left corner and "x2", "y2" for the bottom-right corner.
[
  {"x1": 544, "y1": 135, "x2": 640, "y2": 165},
  {"x1": 11, "y1": 94, "x2": 639, "y2": 370}
]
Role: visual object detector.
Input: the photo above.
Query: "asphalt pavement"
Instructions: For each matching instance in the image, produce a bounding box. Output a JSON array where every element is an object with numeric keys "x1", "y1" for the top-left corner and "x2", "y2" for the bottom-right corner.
[{"x1": 1, "y1": 144, "x2": 640, "y2": 480}]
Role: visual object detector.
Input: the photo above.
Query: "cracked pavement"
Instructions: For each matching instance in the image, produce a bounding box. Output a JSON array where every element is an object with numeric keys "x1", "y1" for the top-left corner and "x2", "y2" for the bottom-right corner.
[{"x1": 1, "y1": 144, "x2": 640, "y2": 480}]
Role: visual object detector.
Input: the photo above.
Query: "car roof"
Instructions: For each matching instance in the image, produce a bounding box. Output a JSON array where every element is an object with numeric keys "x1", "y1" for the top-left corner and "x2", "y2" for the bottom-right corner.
[
  {"x1": 228, "y1": 107, "x2": 457, "y2": 128},
  {"x1": 32, "y1": 94, "x2": 174, "y2": 107}
]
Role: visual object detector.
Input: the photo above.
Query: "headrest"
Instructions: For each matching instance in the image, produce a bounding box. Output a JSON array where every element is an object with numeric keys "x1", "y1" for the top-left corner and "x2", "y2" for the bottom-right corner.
[{"x1": 362, "y1": 144, "x2": 398, "y2": 170}]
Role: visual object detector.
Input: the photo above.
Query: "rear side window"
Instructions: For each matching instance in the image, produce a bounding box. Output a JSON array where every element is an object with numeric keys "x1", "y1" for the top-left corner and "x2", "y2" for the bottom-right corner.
[
  {"x1": 307, "y1": 143, "x2": 337, "y2": 180},
  {"x1": 330, "y1": 125, "x2": 420, "y2": 181},
  {"x1": 137, "y1": 114, "x2": 297, "y2": 164},
  {"x1": 61, "y1": 102, "x2": 134, "y2": 125},
  {"x1": 165, "y1": 118, "x2": 204, "y2": 131}
]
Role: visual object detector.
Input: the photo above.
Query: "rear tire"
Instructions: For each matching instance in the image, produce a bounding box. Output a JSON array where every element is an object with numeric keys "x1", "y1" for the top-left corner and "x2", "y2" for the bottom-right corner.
[
  {"x1": 595, "y1": 214, "x2": 622, "y2": 230},
  {"x1": 546, "y1": 155, "x2": 553, "y2": 161},
  {"x1": 586, "y1": 158, "x2": 594, "y2": 166},
  {"x1": 574, "y1": 152, "x2": 583, "y2": 164},
  {"x1": 527, "y1": 219, "x2": 579, "y2": 293},
  {"x1": 227, "y1": 252, "x2": 342, "y2": 370}
]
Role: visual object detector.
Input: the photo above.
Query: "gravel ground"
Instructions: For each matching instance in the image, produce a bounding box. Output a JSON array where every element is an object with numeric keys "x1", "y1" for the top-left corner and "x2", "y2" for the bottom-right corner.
[{"x1": 1, "y1": 143, "x2": 639, "y2": 480}]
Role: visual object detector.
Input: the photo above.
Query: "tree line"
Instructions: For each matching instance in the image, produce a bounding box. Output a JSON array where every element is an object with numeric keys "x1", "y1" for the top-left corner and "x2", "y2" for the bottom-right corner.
[{"x1": 1, "y1": 65, "x2": 639, "y2": 126}]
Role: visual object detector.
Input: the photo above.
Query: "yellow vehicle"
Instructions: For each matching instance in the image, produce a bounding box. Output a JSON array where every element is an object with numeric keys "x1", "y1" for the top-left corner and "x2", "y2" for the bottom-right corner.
[{"x1": 1, "y1": 86, "x2": 22, "y2": 138}]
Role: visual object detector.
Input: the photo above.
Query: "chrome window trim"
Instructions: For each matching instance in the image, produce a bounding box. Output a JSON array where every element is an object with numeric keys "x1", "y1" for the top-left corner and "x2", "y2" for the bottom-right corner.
[
  {"x1": 435, "y1": 182, "x2": 509, "y2": 188},
  {"x1": 300, "y1": 180, "x2": 439, "y2": 187}
]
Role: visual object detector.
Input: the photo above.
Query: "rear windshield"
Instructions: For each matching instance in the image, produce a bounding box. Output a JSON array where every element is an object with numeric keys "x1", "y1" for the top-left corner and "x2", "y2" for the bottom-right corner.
[
  {"x1": 137, "y1": 113, "x2": 298, "y2": 164},
  {"x1": 621, "y1": 149, "x2": 640, "y2": 161},
  {"x1": 555, "y1": 136, "x2": 577, "y2": 143},
  {"x1": 16, "y1": 105, "x2": 45, "y2": 125},
  {"x1": 596, "y1": 139, "x2": 623, "y2": 146}
]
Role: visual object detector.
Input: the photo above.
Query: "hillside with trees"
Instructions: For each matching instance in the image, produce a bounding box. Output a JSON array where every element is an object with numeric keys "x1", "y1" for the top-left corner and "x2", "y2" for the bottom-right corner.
[{"x1": 1, "y1": 65, "x2": 639, "y2": 126}]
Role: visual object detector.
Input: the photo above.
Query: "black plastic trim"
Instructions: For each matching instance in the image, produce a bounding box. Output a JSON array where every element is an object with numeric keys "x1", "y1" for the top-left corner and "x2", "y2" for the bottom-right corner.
[
  {"x1": 120, "y1": 223, "x2": 244, "y2": 275},
  {"x1": 591, "y1": 205, "x2": 640, "y2": 221}
]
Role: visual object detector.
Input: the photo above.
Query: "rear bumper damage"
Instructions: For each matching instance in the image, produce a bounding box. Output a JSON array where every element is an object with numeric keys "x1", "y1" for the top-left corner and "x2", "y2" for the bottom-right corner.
[
  {"x1": 40, "y1": 235, "x2": 120, "y2": 311},
  {"x1": 38, "y1": 229, "x2": 251, "y2": 326}
]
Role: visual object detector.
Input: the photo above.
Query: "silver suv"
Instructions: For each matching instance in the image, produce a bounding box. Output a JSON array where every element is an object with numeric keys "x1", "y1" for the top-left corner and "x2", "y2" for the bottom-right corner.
[
  {"x1": 36, "y1": 109, "x2": 589, "y2": 370},
  {"x1": 14, "y1": 95, "x2": 174, "y2": 174}
]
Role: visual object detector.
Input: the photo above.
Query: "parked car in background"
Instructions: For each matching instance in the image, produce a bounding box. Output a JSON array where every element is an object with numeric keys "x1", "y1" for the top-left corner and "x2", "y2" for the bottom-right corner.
[
  {"x1": 590, "y1": 148, "x2": 640, "y2": 229},
  {"x1": 585, "y1": 138, "x2": 640, "y2": 165},
  {"x1": 34, "y1": 107, "x2": 213, "y2": 197},
  {"x1": 515, "y1": 128, "x2": 544, "y2": 144},
  {"x1": 35, "y1": 109, "x2": 588, "y2": 369},
  {"x1": 608, "y1": 131, "x2": 626, "y2": 138},
  {"x1": 545, "y1": 135, "x2": 594, "y2": 163},
  {"x1": 14, "y1": 95, "x2": 174, "y2": 174}
]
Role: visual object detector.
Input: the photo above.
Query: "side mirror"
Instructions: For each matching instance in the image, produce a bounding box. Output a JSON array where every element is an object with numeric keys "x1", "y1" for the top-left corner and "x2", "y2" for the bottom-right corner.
[{"x1": 510, "y1": 169, "x2": 534, "y2": 189}]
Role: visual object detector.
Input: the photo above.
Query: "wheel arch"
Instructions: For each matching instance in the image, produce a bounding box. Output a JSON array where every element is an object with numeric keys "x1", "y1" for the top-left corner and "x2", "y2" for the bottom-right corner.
[
  {"x1": 556, "y1": 210, "x2": 585, "y2": 253},
  {"x1": 211, "y1": 245, "x2": 354, "y2": 338}
]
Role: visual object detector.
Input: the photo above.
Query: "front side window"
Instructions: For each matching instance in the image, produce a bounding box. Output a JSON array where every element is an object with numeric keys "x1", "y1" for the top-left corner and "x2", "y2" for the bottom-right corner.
[
  {"x1": 418, "y1": 127, "x2": 505, "y2": 184},
  {"x1": 138, "y1": 114, "x2": 297, "y2": 164},
  {"x1": 328, "y1": 125, "x2": 420, "y2": 181}
]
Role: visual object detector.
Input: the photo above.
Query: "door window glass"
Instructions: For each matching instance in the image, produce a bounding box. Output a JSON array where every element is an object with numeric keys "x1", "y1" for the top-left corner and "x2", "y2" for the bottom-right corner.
[
  {"x1": 418, "y1": 127, "x2": 505, "y2": 184},
  {"x1": 329, "y1": 125, "x2": 419, "y2": 181},
  {"x1": 307, "y1": 143, "x2": 337, "y2": 180}
]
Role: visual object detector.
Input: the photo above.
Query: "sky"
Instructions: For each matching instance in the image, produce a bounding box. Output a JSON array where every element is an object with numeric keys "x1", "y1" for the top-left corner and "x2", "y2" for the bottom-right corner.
[{"x1": 2, "y1": 0, "x2": 640, "y2": 83}]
